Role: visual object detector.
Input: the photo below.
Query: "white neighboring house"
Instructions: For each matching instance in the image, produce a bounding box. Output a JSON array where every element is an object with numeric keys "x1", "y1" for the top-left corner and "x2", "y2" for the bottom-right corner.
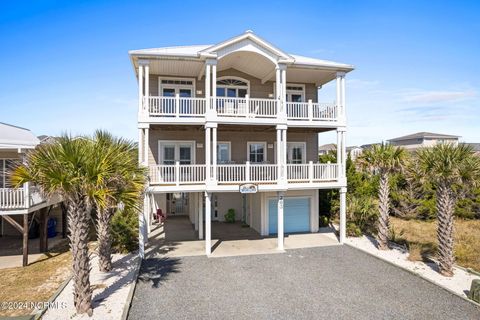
[
  {"x1": 318, "y1": 143, "x2": 336, "y2": 156},
  {"x1": 388, "y1": 132, "x2": 459, "y2": 150},
  {"x1": 130, "y1": 31, "x2": 353, "y2": 256},
  {"x1": 346, "y1": 146, "x2": 363, "y2": 160},
  {"x1": 0, "y1": 123, "x2": 64, "y2": 266}
]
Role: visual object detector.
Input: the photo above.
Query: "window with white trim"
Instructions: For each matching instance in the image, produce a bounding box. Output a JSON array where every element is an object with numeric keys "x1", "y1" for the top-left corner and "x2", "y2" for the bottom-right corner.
[
  {"x1": 217, "y1": 142, "x2": 231, "y2": 163},
  {"x1": 248, "y1": 142, "x2": 266, "y2": 163},
  {"x1": 216, "y1": 77, "x2": 249, "y2": 98},
  {"x1": 159, "y1": 78, "x2": 195, "y2": 97},
  {"x1": 287, "y1": 142, "x2": 306, "y2": 164},
  {"x1": 0, "y1": 159, "x2": 15, "y2": 188}
]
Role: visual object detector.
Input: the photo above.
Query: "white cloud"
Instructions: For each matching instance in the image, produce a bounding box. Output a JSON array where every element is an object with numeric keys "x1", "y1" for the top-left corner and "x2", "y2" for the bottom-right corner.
[{"x1": 402, "y1": 89, "x2": 476, "y2": 103}]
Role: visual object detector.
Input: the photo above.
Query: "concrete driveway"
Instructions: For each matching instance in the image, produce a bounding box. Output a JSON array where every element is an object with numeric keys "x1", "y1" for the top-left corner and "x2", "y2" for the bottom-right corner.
[{"x1": 128, "y1": 245, "x2": 480, "y2": 320}]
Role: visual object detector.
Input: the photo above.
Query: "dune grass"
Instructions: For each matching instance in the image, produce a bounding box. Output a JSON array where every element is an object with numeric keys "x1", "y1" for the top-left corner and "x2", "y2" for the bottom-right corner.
[
  {"x1": 390, "y1": 217, "x2": 480, "y2": 272},
  {"x1": 0, "y1": 242, "x2": 71, "y2": 317}
]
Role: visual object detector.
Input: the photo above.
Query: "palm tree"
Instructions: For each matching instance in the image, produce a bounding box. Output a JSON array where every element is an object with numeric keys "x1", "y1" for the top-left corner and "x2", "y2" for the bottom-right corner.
[
  {"x1": 11, "y1": 136, "x2": 95, "y2": 315},
  {"x1": 91, "y1": 130, "x2": 146, "y2": 272},
  {"x1": 357, "y1": 143, "x2": 407, "y2": 250},
  {"x1": 416, "y1": 143, "x2": 480, "y2": 276}
]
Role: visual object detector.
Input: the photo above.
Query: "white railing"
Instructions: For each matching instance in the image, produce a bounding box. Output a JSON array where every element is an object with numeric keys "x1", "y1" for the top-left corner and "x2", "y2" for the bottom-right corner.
[
  {"x1": 286, "y1": 101, "x2": 338, "y2": 121},
  {"x1": 147, "y1": 96, "x2": 206, "y2": 117},
  {"x1": 145, "y1": 96, "x2": 339, "y2": 122},
  {"x1": 149, "y1": 163, "x2": 338, "y2": 186},
  {"x1": 214, "y1": 96, "x2": 277, "y2": 118},
  {"x1": 0, "y1": 187, "x2": 26, "y2": 209},
  {"x1": 287, "y1": 163, "x2": 339, "y2": 183},
  {"x1": 149, "y1": 164, "x2": 206, "y2": 185}
]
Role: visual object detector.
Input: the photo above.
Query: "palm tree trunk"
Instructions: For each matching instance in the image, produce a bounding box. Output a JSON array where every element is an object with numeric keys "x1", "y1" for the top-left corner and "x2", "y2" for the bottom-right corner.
[
  {"x1": 97, "y1": 208, "x2": 113, "y2": 272},
  {"x1": 436, "y1": 183, "x2": 455, "y2": 277},
  {"x1": 377, "y1": 172, "x2": 390, "y2": 250},
  {"x1": 67, "y1": 197, "x2": 93, "y2": 316}
]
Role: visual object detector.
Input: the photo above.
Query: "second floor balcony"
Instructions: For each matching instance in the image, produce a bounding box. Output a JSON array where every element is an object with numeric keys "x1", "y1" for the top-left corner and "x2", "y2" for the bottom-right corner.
[
  {"x1": 148, "y1": 161, "x2": 340, "y2": 191},
  {"x1": 142, "y1": 96, "x2": 340, "y2": 125}
]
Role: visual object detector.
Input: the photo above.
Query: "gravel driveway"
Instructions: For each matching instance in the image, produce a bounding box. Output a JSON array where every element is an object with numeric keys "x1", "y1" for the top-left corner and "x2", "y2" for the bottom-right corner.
[{"x1": 128, "y1": 245, "x2": 480, "y2": 320}]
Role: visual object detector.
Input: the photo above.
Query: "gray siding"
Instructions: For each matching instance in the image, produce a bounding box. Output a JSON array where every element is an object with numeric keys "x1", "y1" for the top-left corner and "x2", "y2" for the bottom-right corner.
[
  {"x1": 148, "y1": 128, "x2": 318, "y2": 165},
  {"x1": 149, "y1": 68, "x2": 318, "y2": 101}
]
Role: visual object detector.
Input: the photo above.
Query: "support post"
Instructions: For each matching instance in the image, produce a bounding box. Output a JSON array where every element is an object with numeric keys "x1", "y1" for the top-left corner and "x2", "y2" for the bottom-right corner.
[
  {"x1": 175, "y1": 161, "x2": 180, "y2": 186},
  {"x1": 144, "y1": 126, "x2": 149, "y2": 166},
  {"x1": 282, "y1": 129, "x2": 287, "y2": 181},
  {"x1": 198, "y1": 192, "x2": 204, "y2": 239},
  {"x1": 276, "y1": 128, "x2": 281, "y2": 183},
  {"x1": 339, "y1": 187, "x2": 347, "y2": 244},
  {"x1": 138, "y1": 128, "x2": 143, "y2": 165},
  {"x1": 277, "y1": 191, "x2": 284, "y2": 250},
  {"x1": 336, "y1": 130, "x2": 342, "y2": 177},
  {"x1": 212, "y1": 126, "x2": 217, "y2": 182},
  {"x1": 205, "y1": 127, "x2": 211, "y2": 182},
  {"x1": 212, "y1": 61, "x2": 217, "y2": 113},
  {"x1": 245, "y1": 161, "x2": 250, "y2": 182},
  {"x1": 39, "y1": 208, "x2": 48, "y2": 253},
  {"x1": 138, "y1": 64, "x2": 144, "y2": 116},
  {"x1": 175, "y1": 93, "x2": 180, "y2": 118},
  {"x1": 23, "y1": 213, "x2": 28, "y2": 267},
  {"x1": 341, "y1": 130, "x2": 347, "y2": 178},
  {"x1": 205, "y1": 192, "x2": 211, "y2": 255},
  {"x1": 205, "y1": 63, "x2": 211, "y2": 112}
]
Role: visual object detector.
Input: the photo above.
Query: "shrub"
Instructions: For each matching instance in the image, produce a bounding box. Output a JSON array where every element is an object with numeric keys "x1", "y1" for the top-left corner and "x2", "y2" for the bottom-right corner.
[
  {"x1": 346, "y1": 222, "x2": 362, "y2": 237},
  {"x1": 111, "y1": 208, "x2": 138, "y2": 253},
  {"x1": 319, "y1": 215, "x2": 330, "y2": 227},
  {"x1": 224, "y1": 208, "x2": 235, "y2": 223}
]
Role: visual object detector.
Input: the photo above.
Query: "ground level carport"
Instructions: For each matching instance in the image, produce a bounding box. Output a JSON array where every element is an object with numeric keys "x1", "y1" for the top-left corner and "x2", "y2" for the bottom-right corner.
[{"x1": 129, "y1": 245, "x2": 480, "y2": 320}]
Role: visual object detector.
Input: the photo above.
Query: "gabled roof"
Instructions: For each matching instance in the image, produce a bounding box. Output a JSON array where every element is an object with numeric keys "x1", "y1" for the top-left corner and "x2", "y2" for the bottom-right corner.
[
  {"x1": 199, "y1": 30, "x2": 293, "y2": 61},
  {"x1": 129, "y1": 30, "x2": 354, "y2": 71},
  {"x1": 388, "y1": 132, "x2": 460, "y2": 142},
  {"x1": 0, "y1": 122, "x2": 39, "y2": 149},
  {"x1": 319, "y1": 143, "x2": 336, "y2": 151}
]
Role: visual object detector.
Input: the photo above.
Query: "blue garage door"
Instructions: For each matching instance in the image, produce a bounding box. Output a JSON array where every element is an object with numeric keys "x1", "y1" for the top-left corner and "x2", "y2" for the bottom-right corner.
[{"x1": 269, "y1": 197, "x2": 310, "y2": 235}]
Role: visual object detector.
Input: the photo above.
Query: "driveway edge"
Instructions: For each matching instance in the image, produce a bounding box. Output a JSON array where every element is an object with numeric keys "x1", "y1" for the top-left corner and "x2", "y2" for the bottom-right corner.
[
  {"x1": 344, "y1": 242, "x2": 480, "y2": 308},
  {"x1": 121, "y1": 253, "x2": 142, "y2": 320}
]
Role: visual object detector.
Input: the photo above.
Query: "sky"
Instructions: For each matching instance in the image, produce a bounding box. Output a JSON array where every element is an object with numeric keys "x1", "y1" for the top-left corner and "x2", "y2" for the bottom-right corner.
[{"x1": 0, "y1": 0, "x2": 479, "y2": 146}]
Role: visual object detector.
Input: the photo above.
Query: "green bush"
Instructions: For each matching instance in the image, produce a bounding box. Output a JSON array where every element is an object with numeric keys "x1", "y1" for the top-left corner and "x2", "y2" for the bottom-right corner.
[
  {"x1": 346, "y1": 222, "x2": 362, "y2": 237},
  {"x1": 111, "y1": 208, "x2": 138, "y2": 253},
  {"x1": 224, "y1": 208, "x2": 236, "y2": 223},
  {"x1": 319, "y1": 215, "x2": 330, "y2": 227}
]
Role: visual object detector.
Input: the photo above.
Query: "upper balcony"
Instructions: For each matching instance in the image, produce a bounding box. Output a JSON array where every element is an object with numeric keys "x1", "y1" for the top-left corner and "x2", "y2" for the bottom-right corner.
[
  {"x1": 0, "y1": 185, "x2": 44, "y2": 211},
  {"x1": 130, "y1": 31, "x2": 353, "y2": 129},
  {"x1": 141, "y1": 96, "x2": 340, "y2": 127}
]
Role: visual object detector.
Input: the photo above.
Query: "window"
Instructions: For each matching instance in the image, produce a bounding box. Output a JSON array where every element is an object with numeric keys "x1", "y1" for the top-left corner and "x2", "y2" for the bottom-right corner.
[
  {"x1": 217, "y1": 142, "x2": 231, "y2": 163},
  {"x1": 217, "y1": 77, "x2": 249, "y2": 98},
  {"x1": 286, "y1": 84, "x2": 305, "y2": 102},
  {"x1": 159, "y1": 141, "x2": 195, "y2": 165},
  {"x1": 287, "y1": 143, "x2": 306, "y2": 164},
  {"x1": 0, "y1": 159, "x2": 15, "y2": 188},
  {"x1": 159, "y1": 77, "x2": 195, "y2": 97},
  {"x1": 248, "y1": 142, "x2": 266, "y2": 163}
]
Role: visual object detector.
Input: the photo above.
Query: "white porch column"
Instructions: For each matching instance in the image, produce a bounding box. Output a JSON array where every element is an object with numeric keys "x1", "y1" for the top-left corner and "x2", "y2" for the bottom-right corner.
[
  {"x1": 277, "y1": 191, "x2": 285, "y2": 250},
  {"x1": 205, "y1": 126, "x2": 211, "y2": 182},
  {"x1": 138, "y1": 193, "x2": 148, "y2": 258},
  {"x1": 276, "y1": 127, "x2": 281, "y2": 182},
  {"x1": 336, "y1": 71, "x2": 346, "y2": 120},
  {"x1": 341, "y1": 130, "x2": 347, "y2": 178},
  {"x1": 212, "y1": 126, "x2": 217, "y2": 182},
  {"x1": 212, "y1": 61, "x2": 217, "y2": 110},
  {"x1": 339, "y1": 187, "x2": 347, "y2": 243},
  {"x1": 275, "y1": 66, "x2": 281, "y2": 100},
  {"x1": 205, "y1": 63, "x2": 211, "y2": 112},
  {"x1": 281, "y1": 128, "x2": 287, "y2": 181},
  {"x1": 138, "y1": 128, "x2": 143, "y2": 165},
  {"x1": 205, "y1": 192, "x2": 212, "y2": 255},
  {"x1": 144, "y1": 126, "x2": 149, "y2": 166},
  {"x1": 144, "y1": 62, "x2": 150, "y2": 103},
  {"x1": 280, "y1": 65, "x2": 287, "y2": 115},
  {"x1": 198, "y1": 192, "x2": 204, "y2": 239},
  {"x1": 336, "y1": 129, "x2": 342, "y2": 177},
  {"x1": 137, "y1": 64, "x2": 144, "y2": 116}
]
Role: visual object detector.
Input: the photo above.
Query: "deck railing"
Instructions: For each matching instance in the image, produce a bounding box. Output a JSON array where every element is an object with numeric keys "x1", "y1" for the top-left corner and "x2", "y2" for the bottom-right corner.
[
  {"x1": 0, "y1": 187, "x2": 25, "y2": 209},
  {"x1": 144, "y1": 96, "x2": 339, "y2": 122},
  {"x1": 0, "y1": 186, "x2": 44, "y2": 210},
  {"x1": 149, "y1": 163, "x2": 338, "y2": 186}
]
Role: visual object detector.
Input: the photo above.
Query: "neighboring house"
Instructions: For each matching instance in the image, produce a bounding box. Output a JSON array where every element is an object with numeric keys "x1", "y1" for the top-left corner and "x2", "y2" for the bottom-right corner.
[
  {"x1": 346, "y1": 146, "x2": 363, "y2": 161},
  {"x1": 130, "y1": 31, "x2": 353, "y2": 256},
  {"x1": 463, "y1": 143, "x2": 480, "y2": 156},
  {"x1": 0, "y1": 123, "x2": 64, "y2": 265},
  {"x1": 318, "y1": 143, "x2": 336, "y2": 156},
  {"x1": 388, "y1": 132, "x2": 459, "y2": 150}
]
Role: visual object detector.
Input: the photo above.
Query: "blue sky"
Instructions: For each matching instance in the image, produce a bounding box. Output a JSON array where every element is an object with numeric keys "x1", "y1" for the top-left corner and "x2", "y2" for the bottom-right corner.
[{"x1": 1, "y1": 0, "x2": 479, "y2": 146}]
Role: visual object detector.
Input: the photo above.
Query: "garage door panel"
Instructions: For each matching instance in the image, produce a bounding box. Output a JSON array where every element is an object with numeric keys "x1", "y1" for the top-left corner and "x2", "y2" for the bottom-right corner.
[{"x1": 269, "y1": 198, "x2": 310, "y2": 234}]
